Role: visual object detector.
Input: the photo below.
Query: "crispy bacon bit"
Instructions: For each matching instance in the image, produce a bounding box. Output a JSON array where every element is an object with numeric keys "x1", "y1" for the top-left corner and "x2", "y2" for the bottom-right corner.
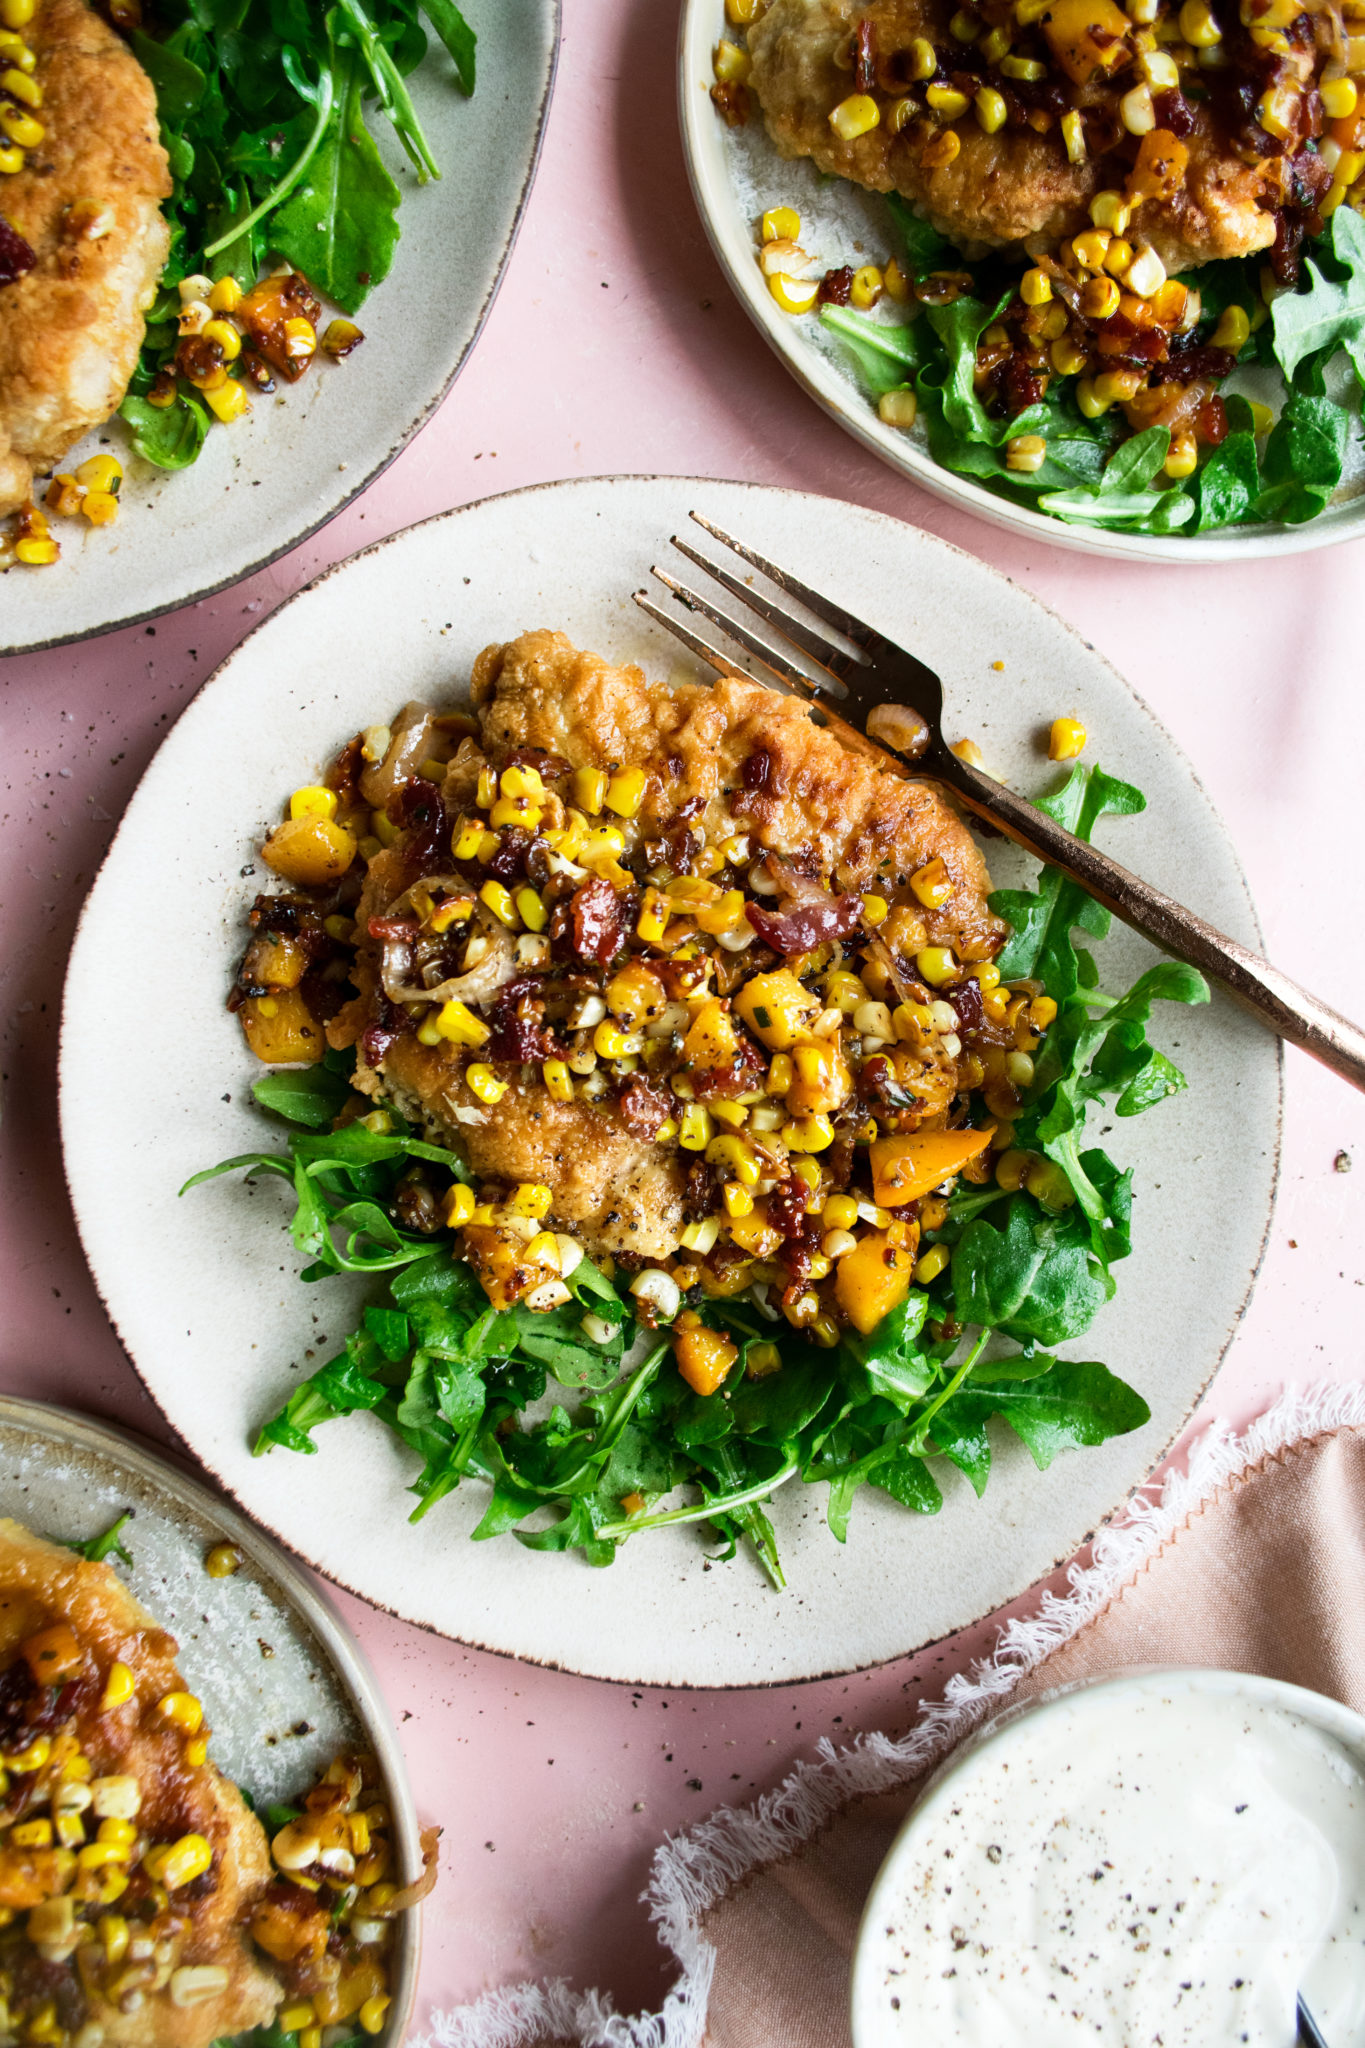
[
  {"x1": 859, "y1": 1052, "x2": 924, "y2": 1115},
  {"x1": 853, "y1": 15, "x2": 877, "y2": 92},
  {"x1": 1152, "y1": 86, "x2": 1195, "y2": 136},
  {"x1": 766, "y1": 1175, "x2": 811, "y2": 1240},
  {"x1": 387, "y1": 776, "x2": 449, "y2": 875},
  {"x1": 746, "y1": 893, "x2": 862, "y2": 956},
  {"x1": 484, "y1": 978, "x2": 564, "y2": 1064},
  {"x1": 818, "y1": 265, "x2": 855, "y2": 306},
  {"x1": 684, "y1": 1160, "x2": 718, "y2": 1221},
  {"x1": 710, "y1": 79, "x2": 749, "y2": 125},
  {"x1": 953, "y1": 979, "x2": 985, "y2": 1036},
  {"x1": 691, "y1": 1038, "x2": 768, "y2": 1101},
  {"x1": 485, "y1": 825, "x2": 532, "y2": 881},
  {"x1": 367, "y1": 914, "x2": 420, "y2": 943},
  {"x1": 1165, "y1": 340, "x2": 1236, "y2": 385},
  {"x1": 360, "y1": 995, "x2": 410, "y2": 1069},
  {"x1": 0, "y1": 217, "x2": 36, "y2": 288},
  {"x1": 615, "y1": 1075, "x2": 673, "y2": 1139},
  {"x1": 569, "y1": 876, "x2": 628, "y2": 966},
  {"x1": 742, "y1": 746, "x2": 776, "y2": 793}
]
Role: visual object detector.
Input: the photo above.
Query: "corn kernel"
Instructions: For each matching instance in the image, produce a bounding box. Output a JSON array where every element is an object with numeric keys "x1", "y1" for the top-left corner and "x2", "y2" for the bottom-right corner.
[
  {"x1": 428, "y1": 895, "x2": 473, "y2": 933},
  {"x1": 782, "y1": 1114, "x2": 835, "y2": 1152},
  {"x1": 1062, "y1": 108, "x2": 1086, "y2": 160},
  {"x1": 97, "y1": 1818, "x2": 137, "y2": 1848},
  {"x1": 909, "y1": 856, "x2": 954, "y2": 908},
  {"x1": 722, "y1": 1182, "x2": 755, "y2": 1219},
  {"x1": 1119, "y1": 82, "x2": 1155, "y2": 133},
  {"x1": 1048, "y1": 716, "x2": 1087, "y2": 761},
  {"x1": 204, "y1": 377, "x2": 249, "y2": 424},
  {"x1": 1248, "y1": 400, "x2": 1274, "y2": 436},
  {"x1": 480, "y1": 879, "x2": 520, "y2": 928},
  {"x1": 489, "y1": 794, "x2": 542, "y2": 831},
  {"x1": 301, "y1": 2029, "x2": 324, "y2": 2048},
  {"x1": 542, "y1": 1059, "x2": 573, "y2": 1102},
  {"x1": 1080, "y1": 274, "x2": 1121, "y2": 319},
  {"x1": 157, "y1": 1691, "x2": 203, "y2": 1733},
  {"x1": 514, "y1": 885, "x2": 547, "y2": 932},
  {"x1": 829, "y1": 91, "x2": 880, "y2": 139},
  {"x1": 466, "y1": 1064, "x2": 508, "y2": 1105},
  {"x1": 761, "y1": 205, "x2": 801, "y2": 242},
  {"x1": 680, "y1": 1104, "x2": 714, "y2": 1151},
  {"x1": 916, "y1": 947, "x2": 958, "y2": 987},
  {"x1": 1020, "y1": 266, "x2": 1053, "y2": 307},
  {"x1": 768, "y1": 271, "x2": 819, "y2": 314},
  {"x1": 913, "y1": 1244, "x2": 950, "y2": 1283},
  {"x1": 435, "y1": 999, "x2": 490, "y2": 1047},
  {"x1": 356, "y1": 1992, "x2": 393, "y2": 2036},
  {"x1": 444, "y1": 1182, "x2": 476, "y2": 1228},
  {"x1": 604, "y1": 767, "x2": 647, "y2": 818},
  {"x1": 1124, "y1": 244, "x2": 1166, "y2": 299},
  {"x1": 184, "y1": 1737, "x2": 209, "y2": 1767},
  {"x1": 208, "y1": 274, "x2": 243, "y2": 313},
  {"x1": 12, "y1": 1819, "x2": 52, "y2": 1848},
  {"x1": 1050, "y1": 335, "x2": 1088, "y2": 376},
  {"x1": 1164, "y1": 432, "x2": 1198, "y2": 478},
  {"x1": 850, "y1": 263, "x2": 884, "y2": 309},
  {"x1": 877, "y1": 386, "x2": 919, "y2": 430},
  {"x1": 1179, "y1": 0, "x2": 1221, "y2": 41},
  {"x1": 883, "y1": 256, "x2": 911, "y2": 303},
  {"x1": 14, "y1": 534, "x2": 59, "y2": 565},
  {"x1": 7, "y1": 1733, "x2": 51, "y2": 1769},
  {"x1": 1001, "y1": 51, "x2": 1046, "y2": 75},
  {"x1": 570, "y1": 766, "x2": 607, "y2": 814},
  {"x1": 713, "y1": 36, "x2": 750, "y2": 81},
  {"x1": 281, "y1": 2003, "x2": 317, "y2": 2033},
  {"x1": 1322, "y1": 75, "x2": 1359, "y2": 119},
  {"x1": 975, "y1": 84, "x2": 1007, "y2": 132},
  {"x1": 1006, "y1": 432, "x2": 1048, "y2": 474},
  {"x1": 509, "y1": 1183, "x2": 553, "y2": 1219},
  {"x1": 1211, "y1": 302, "x2": 1250, "y2": 352},
  {"x1": 288, "y1": 785, "x2": 338, "y2": 824}
]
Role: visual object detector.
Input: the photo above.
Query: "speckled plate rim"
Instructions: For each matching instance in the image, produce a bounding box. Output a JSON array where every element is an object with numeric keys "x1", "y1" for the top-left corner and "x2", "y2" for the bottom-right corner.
[
  {"x1": 56, "y1": 473, "x2": 1283, "y2": 1690},
  {"x1": 1, "y1": 1, "x2": 561, "y2": 659},
  {"x1": 849, "y1": 1665, "x2": 1365, "y2": 2043},
  {"x1": 677, "y1": 0, "x2": 1365, "y2": 566},
  {"x1": 0, "y1": 1394, "x2": 423, "y2": 2042}
]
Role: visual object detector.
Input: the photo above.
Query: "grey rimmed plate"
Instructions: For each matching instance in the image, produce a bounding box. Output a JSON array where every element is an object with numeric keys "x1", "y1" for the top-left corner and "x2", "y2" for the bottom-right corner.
[
  {"x1": 677, "y1": 0, "x2": 1365, "y2": 563},
  {"x1": 1, "y1": 0, "x2": 558, "y2": 656},
  {"x1": 59, "y1": 474, "x2": 1280, "y2": 1687},
  {"x1": 0, "y1": 1395, "x2": 422, "y2": 2043}
]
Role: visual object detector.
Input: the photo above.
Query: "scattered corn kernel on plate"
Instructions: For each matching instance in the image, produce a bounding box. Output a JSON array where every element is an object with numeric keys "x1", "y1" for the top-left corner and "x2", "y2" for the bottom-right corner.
[
  {"x1": 679, "y1": 0, "x2": 1365, "y2": 562},
  {"x1": 0, "y1": 0, "x2": 558, "y2": 657},
  {"x1": 59, "y1": 476, "x2": 1280, "y2": 1687},
  {"x1": 0, "y1": 1393, "x2": 423, "y2": 2043}
]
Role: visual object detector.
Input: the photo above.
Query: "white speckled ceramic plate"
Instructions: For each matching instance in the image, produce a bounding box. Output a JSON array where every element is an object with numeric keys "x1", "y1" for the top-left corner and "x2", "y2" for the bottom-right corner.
[
  {"x1": 678, "y1": 0, "x2": 1365, "y2": 563},
  {"x1": 0, "y1": 1395, "x2": 422, "y2": 2042},
  {"x1": 59, "y1": 475, "x2": 1280, "y2": 1687},
  {"x1": 1, "y1": 0, "x2": 558, "y2": 657},
  {"x1": 850, "y1": 1668, "x2": 1365, "y2": 2044}
]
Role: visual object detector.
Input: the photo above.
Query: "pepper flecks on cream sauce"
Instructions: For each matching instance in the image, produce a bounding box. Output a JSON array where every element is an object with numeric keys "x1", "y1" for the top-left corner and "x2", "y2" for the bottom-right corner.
[{"x1": 864, "y1": 1684, "x2": 1365, "y2": 2044}]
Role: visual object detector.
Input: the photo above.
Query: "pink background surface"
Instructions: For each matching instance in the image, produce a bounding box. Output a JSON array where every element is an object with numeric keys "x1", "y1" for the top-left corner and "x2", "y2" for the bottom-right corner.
[{"x1": 4, "y1": 0, "x2": 1365, "y2": 2028}]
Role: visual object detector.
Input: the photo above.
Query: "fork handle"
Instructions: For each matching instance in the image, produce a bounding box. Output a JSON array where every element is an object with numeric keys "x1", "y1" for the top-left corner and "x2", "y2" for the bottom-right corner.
[{"x1": 937, "y1": 752, "x2": 1365, "y2": 1094}]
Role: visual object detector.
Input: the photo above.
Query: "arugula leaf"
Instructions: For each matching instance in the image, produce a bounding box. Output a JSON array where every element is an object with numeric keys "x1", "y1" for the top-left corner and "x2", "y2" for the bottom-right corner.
[
  {"x1": 1270, "y1": 203, "x2": 1365, "y2": 388},
  {"x1": 119, "y1": 391, "x2": 210, "y2": 472},
  {"x1": 820, "y1": 305, "x2": 926, "y2": 398},
  {"x1": 935, "y1": 1353, "x2": 1149, "y2": 1472},
  {"x1": 925, "y1": 292, "x2": 1051, "y2": 447},
  {"x1": 991, "y1": 762, "x2": 1146, "y2": 997},
  {"x1": 1194, "y1": 393, "x2": 1260, "y2": 531},
  {"x1": 953, "y1": 1197, "x2": 1112, "y2": 1346},
  {"x1": 886, "y1": 192, "x2": 950, "y2": 277},
  {"x1": 59, "y1": 1514, "x2": 134, "y2": 1569},
  {"x1": 270, "y1": 46, "x2": 402, "y2": 311},
  {"x1": 1256, "y1": 389, "x2": 1349, "y2": 525},
  {"x1": 421, "y1": 0, "x2": 477, "y2": 92},
  {"x1": 251, "y1": 1061, "x2": 353, "y2": 1128}
]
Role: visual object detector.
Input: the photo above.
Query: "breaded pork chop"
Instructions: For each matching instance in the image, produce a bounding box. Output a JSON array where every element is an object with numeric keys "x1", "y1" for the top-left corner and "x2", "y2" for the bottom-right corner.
[
  {"x1": 0, "y1": 0, "x2": 170, "y2": 517},
  {"x1": 748, "y1": 0, "x2": 1285, "y2": 270},
  {"x1": 335, "y1": 631, "x2": 1003, "y2": 1263},
  {"x1": 470, "y1": 629, "x2": 1002, "y2": 950},
  {"x1": 0, "y1": 1519, "x2": 279, "y2": 2045}
]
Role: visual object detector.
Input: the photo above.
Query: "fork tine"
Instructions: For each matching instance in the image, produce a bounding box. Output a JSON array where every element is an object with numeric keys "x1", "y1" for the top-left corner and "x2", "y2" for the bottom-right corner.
[
  {"x1": 632, "y1": 589, "x2": 746, "y2": 680},
  {"x1": 647, "y1": 567, "x2": 825, "y2": 699},
  {"x1": 667, "y1": 535, "x2": 859, "y2": 690},
  {"x1": 689, "y1": 512, "x2": 880, "y2": 653}
]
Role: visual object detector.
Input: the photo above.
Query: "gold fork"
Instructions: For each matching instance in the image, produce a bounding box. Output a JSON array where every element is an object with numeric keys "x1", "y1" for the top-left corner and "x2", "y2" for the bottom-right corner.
[{"x1": 634, "y1": 513, "x2": 1365, "y2": 1095}]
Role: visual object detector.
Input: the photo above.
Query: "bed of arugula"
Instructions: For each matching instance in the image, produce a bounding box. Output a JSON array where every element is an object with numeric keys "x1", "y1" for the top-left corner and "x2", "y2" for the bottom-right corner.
[
  {"x1": 119, "y1": 0, "x2": 475, "y2": 474},
  {"x1": 189, "y1": 763, "x2": 1208, "y2": 1587},
  {"x1": 821, "y1": 194, "x2": 1365, "y2": 537}
]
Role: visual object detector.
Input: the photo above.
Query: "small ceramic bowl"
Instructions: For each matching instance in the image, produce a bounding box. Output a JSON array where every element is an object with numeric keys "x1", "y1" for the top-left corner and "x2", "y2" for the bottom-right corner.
[{"x1": 851, "y1": 1665, "x2": 1365, "y2": 2045}]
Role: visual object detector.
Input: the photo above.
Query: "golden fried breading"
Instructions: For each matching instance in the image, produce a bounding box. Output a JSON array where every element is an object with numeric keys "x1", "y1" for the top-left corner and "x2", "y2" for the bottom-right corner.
[
  {"x1": 0, "y1": 1520, "x2": 280, "y2": 2047},
  {"x1": 471, "y1": 629, "x2": 1003, "y2": 959},
  {"x1": 0, "y1": 0, "x2": 170, "y2": 517},
  {"x1": 748, "y1": 0, "x2": 1287, "y2": 270}
]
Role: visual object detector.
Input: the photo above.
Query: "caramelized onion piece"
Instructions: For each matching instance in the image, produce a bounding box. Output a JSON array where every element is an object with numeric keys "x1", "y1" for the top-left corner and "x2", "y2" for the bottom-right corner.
[
  {"x1": 360, "y1": 701, "x2": 440, "y2": 807},
  {"x1": 373, "y1": 1825, "x2": 441, "y2": 1915}
]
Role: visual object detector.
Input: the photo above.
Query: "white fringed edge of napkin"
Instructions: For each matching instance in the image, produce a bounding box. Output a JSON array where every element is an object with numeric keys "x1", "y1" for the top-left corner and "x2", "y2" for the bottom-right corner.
[{"x1": 419, "y1": 1379, "x2": 1365, "y2": 2048}]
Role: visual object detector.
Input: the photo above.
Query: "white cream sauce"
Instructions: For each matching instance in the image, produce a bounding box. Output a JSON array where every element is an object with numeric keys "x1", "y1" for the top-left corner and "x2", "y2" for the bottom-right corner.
[{"x1": 865, "y1": 1684, "x2": 1365, "y2": 2045}]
